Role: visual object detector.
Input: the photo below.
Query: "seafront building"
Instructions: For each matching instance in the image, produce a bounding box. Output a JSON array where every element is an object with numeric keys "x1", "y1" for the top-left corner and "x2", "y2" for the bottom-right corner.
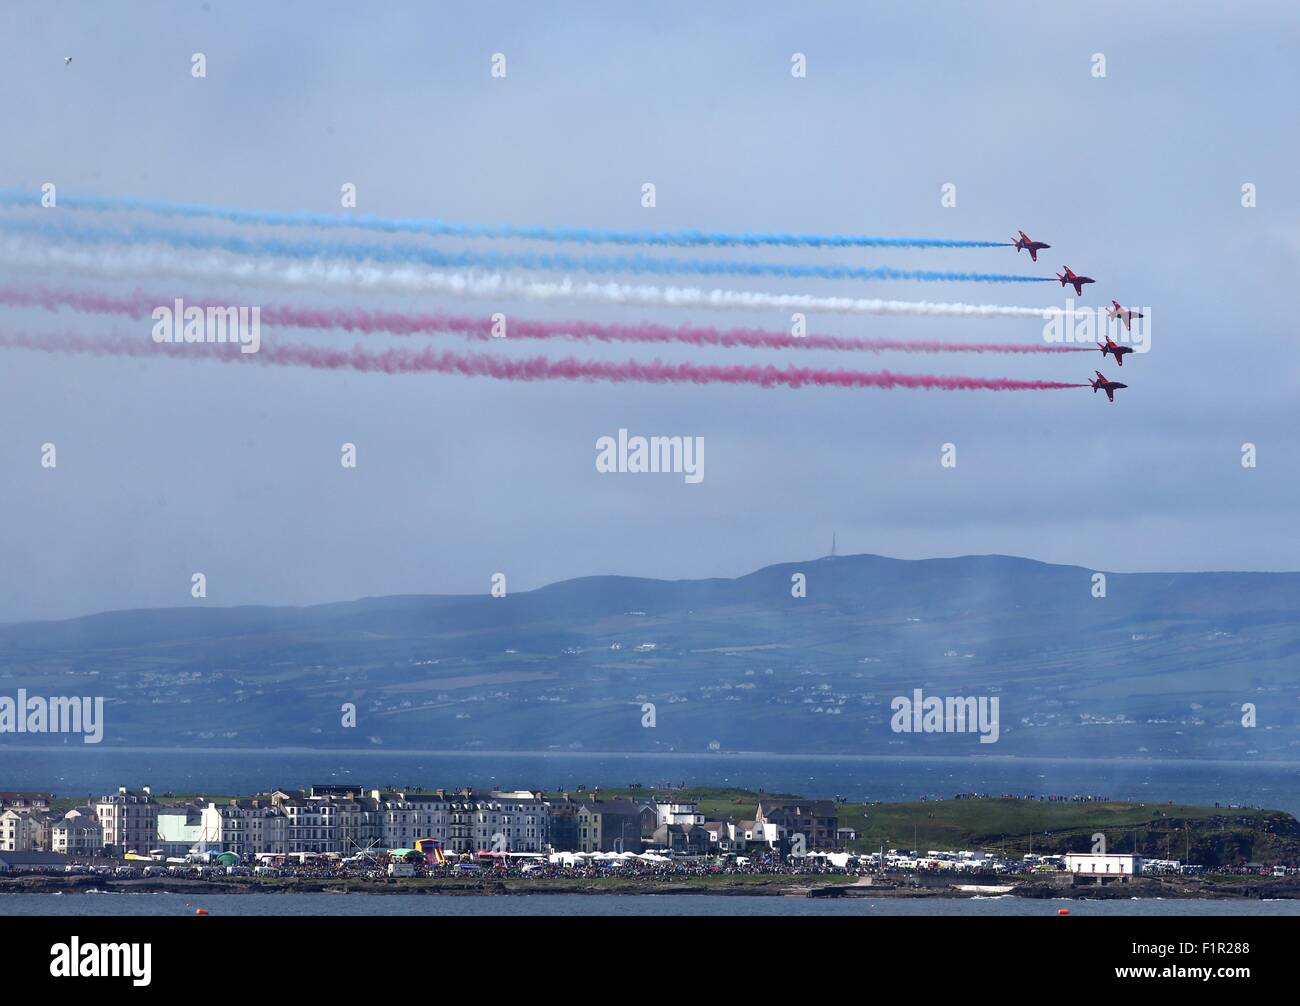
[
  {"x1": 0, "y1": 792, "x2": 56, "y2": 853},
  {"x1": 50, "y1": 809, "x2": 103, "y2": 855},
  {"x1": 446, "y1": 790, "x2": 549, "y2": 853},
  {"x1": 575, "y1": 799, "x2": 645, "y2": 853},
  {"x1": 755, "y1": 800, "x2": 839, "y2": 850},
  {"x1": 157, "y1": 807, "x2": 203, "y2": 858},
  {"x1": 654, "y1": 798, "x2": 705, "y2": 828},
  {"x1": 0, "y1": 782, "x2": 846, "y2": 860},
  {"x1": 95, "y1": 786, "x2": 158, "y2": 856},
  {"x1": 0, "y1": 783, "x2": 1238, "y2": 882},
  {"x1": 0, "y1": 808, "x2": 35, "y2": 852},
  {"x1": 1063, "y1": 852, "x2": 1142, "y2": 877},
  {"x1": 375, "y1": 790, "x2": 449, "y2": 851},
  {"x1": 200, "y1": 800, "x2": 289, "y2": 856},
  {"x1": 274, "y1": 792, "x2": 341, "y2": 855},
  {"x1": 0, "y1": 792, "x2": 52, "y2": 811}
]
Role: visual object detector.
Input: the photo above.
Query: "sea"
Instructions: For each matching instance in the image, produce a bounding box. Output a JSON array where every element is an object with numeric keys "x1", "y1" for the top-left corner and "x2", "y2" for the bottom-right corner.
[
  {"x1": 3, "y1": 893, "x2": 1299, "y2": 917},
  {"x1": 3, "y1": 746, "x2": 1299, "y2": 812}
]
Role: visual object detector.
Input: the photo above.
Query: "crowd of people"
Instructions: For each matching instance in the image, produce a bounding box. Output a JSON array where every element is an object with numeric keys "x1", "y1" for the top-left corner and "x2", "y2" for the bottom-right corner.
[{"x1": 9, "y1": 853, "x2": 1294, "y2": 882}]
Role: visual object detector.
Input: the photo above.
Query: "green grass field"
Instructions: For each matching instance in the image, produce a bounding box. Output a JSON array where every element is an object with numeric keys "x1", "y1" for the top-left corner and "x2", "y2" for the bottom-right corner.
[{"x1": 560, "y1": 787, "x2": 1300, "y2": 866}]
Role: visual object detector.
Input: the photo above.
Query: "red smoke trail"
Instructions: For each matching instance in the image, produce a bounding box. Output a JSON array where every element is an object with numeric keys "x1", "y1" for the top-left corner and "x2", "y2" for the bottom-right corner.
[
  {"x1": 0, "y1": 285, "x2": 1092, "y2": 356},
  {"x1": 0, "y1": 330, "x2": 1090, "y2": 391}
]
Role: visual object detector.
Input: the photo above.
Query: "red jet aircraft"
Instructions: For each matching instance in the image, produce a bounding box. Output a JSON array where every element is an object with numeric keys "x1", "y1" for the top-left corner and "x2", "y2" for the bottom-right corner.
[
  {"x1": 1106, "y1": 300, "x2": 1145, "y2": 331},
  {"x1": 1056, "y1": 266, "x2": 1095, "y2": 297},
  {"x1": 1089, "y1": 370, "x2": 1127, "y2": 402},
  {"x1": 1098, "y1": 336, "x2": 1133, "y2": 367},
  {"x1": 1012, "y1": 230, "x2": 1050, "y2": 262}
]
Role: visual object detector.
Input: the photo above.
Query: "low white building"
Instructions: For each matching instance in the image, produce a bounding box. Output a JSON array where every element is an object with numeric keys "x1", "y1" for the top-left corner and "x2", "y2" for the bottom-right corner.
[
  {"x1": 655, "y1": 800, "x2": 704, "y2": 828},
  {"x1": 1064, "y1": 852, "x2": 1141, "y2": 877},
  {"x1": 729, "y1": 819, "x2": 779, "y2": 849},
  {"x1": 157, "y1": 807, "x2": 204, "y2": 858}
]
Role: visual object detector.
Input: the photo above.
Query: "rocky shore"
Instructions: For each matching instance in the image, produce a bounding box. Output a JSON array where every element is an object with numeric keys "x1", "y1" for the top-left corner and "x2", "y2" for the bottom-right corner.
[{"x1": 5, "y1": 872, "x2": 1300, "y2": 899}]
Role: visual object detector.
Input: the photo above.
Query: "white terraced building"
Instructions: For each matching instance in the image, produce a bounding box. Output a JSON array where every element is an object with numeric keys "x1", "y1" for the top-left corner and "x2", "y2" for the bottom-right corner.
[
  {"x1": 447, "y1": 790, "x2": 548, "y2": 853},
  {"x1": 200, "y1": 801, "x2": 288, "y2": 856},
  {"x1": 375, "y1": 791, "x2": 450, "y2": 850}
]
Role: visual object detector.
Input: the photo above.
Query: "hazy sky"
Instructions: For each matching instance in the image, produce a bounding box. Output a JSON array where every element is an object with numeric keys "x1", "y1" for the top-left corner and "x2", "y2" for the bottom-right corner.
[{"x1": 0, "y1": 1, "x2": 1297, "y2": 622}]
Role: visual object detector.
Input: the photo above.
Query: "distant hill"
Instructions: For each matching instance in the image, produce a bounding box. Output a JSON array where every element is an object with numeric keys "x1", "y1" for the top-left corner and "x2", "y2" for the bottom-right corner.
[{"x1": 1, "y1": 553, "x2": 1297, "y2": 759}]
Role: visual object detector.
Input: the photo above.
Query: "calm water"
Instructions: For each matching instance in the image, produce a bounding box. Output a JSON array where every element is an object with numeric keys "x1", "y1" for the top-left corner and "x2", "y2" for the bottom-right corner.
[
  {"x1": 4, "y1": 747, "x2": 1300, "y2": 811},
  {"x1": 2, "y1": 893, "x2": 1298, "y2": 917}
]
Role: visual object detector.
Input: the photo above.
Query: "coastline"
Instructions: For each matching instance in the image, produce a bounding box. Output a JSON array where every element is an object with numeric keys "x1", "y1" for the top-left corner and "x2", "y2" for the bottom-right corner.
[
  {"x1": 6, "y1": 874, "x2": 1299, "y2": 900},
  {"x1": 6, "y1": 744, "x2": 1300, "y2": 770}
]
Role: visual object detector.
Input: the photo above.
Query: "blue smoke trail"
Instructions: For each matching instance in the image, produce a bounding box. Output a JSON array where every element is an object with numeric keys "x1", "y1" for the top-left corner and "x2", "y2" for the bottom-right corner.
[
  {"x1": 0, "y1": 217, "x2": 1054, "y2": 284},
  {"x1": 0, "y1": 188, "x2": 1010, "y2": 250}
]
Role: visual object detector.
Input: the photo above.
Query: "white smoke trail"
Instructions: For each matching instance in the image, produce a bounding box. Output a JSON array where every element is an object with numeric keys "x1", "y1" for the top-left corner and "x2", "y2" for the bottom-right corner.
[{"x1": 0, "y1": 239, "x2": 1060, "y2": 319}]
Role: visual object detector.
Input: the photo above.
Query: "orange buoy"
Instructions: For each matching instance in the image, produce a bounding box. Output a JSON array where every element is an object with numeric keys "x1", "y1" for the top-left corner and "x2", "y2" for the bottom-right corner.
[
  {"x1": 1057, "y1": 908, "x2": 1070, "y2": 915},
  {"x1": 195, "y1": 908, "x2": 209, "y2": 915}
]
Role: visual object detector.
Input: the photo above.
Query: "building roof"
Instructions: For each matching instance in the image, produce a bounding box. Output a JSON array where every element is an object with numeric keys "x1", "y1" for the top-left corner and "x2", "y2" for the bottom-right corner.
[
  {"x1": 0, "y1": 791, "x2": 52, "y2": 803},
  {"x1": 0, "y1": 851, "x2": 68, "y2": 867},
  {"x1": 98, "y1": 787, "x2": 154, "y2": 802},
  {"x1": 52, "y1": 818, "x2": 101, "y2": 834},
  {"x1": 309, "y1": 784, "x2": 366, "y2": 797},
  {"x1": 1064, "y1": 852, "x2": 1138, "y2": 860},
  {"x1": 380, "y1": 791, "x2": 448, "y2": 804},
  {"x1": 157, "y1": 807, "x2": 201, "y2": 821},
  {"x1": 580, "y1": 799, "x2": 643, "y2": 818},
  {"x1": 757, "y1": 800, "x2": 837, "y2": 818}
]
